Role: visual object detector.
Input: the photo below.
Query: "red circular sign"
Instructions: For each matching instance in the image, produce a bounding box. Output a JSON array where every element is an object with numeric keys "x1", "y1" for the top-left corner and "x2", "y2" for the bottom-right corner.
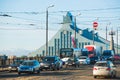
[{"x1": 93, "y1": 22, "x2": 98, "y2": 27}]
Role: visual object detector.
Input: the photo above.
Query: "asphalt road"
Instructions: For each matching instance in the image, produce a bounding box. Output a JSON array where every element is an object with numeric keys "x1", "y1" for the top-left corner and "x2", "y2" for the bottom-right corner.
[{"x1": 0, "y1": 64, "x2": 120, "y2": 80}]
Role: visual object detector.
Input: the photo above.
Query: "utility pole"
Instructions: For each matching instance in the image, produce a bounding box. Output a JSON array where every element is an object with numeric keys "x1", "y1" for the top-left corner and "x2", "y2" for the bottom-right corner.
[
  {"x1": 74, "y1": 13, "x2": 81, "y2": 48},
  {"x1": 106, "y1": 22, "x2": 111, "y2": 49},
  {"x1": 74, "y1": 16, "x2": 76, "y2": 48},
  {"x1": 117, "y1": 28, "x2": 118, "y2": 54},
  {"x1": 109, "y1": 29, "x2": 115, "y2": 51},
  {"x1": 46, "y1": 5, "x2": 54, "y2": 56}
]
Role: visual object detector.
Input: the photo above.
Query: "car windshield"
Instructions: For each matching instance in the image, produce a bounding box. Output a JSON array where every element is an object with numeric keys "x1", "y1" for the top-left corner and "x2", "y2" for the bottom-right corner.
[
  {"x1": 43, "y1": 57, "x2": 55, "y2": 62},
  {"x1": 13, "y1": 60, "x2": 23, "y2": 65},
  {"x1": 22, "y1": 61, "x2": 34, "y2": 66},
  {"x1": 95, "y1": 63, "x2": 107, "y2": 67},
  {"x1": 90, "y1": 57, "x2": 98, "y2": 60},
  {"x1": 103, "y1": 51, "x2": 112, "y2": 56},
  {"x1": 79, "y1": 57, "x2": 87, "y2": 59}
]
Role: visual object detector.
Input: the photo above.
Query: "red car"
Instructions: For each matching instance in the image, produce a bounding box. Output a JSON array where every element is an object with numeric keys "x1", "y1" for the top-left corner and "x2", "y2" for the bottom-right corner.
[{"x1": 114, "y1": 54, "x2": 120, "y2": 60}]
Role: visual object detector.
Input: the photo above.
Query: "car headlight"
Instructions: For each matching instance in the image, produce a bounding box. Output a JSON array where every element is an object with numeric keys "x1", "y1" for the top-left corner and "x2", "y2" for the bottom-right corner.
[
  {"x1": 17, "y1": 67, "x2": 21, "y2": 71},
  {"x1": 65, "y1": 62, "x2": 68, "y2": 64},
  {"x1": 40, "y1": 63, "x2": 44, "y2": 66},
  {"x1": 51, "y1": 63, "x2": 55, "y2": 65},
  {"x1": 8, "y1": 66, "x2": 12, "y2": 69}
]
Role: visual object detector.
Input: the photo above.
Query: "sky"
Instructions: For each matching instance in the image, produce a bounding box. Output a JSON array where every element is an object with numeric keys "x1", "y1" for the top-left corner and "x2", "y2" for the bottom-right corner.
[{"x1": 0, "y1": 0, "x2": 120, "y2": 51}]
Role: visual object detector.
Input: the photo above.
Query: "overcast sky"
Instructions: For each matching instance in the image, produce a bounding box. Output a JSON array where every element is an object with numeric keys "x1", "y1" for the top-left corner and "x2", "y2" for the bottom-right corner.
[{"x1": 0, "y1": 0, "x2": 120, "y2": 51}]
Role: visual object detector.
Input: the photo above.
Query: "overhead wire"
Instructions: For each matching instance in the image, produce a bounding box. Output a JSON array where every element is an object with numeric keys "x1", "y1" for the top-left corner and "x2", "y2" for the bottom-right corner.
[{"x1": 0, "y1": 7, "x2": 120, "y2": 30}]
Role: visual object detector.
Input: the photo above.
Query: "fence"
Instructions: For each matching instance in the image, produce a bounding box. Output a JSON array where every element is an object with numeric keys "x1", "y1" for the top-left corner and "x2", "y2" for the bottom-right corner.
[{"x1": 0, "y1": 56, "x2": 43, "y2": 69}]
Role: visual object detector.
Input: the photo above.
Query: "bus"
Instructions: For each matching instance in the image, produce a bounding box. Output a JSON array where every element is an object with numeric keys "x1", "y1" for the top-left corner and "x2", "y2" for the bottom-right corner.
[{"x1": 59, "y1": 48, "x2": 81, "y2": 64}]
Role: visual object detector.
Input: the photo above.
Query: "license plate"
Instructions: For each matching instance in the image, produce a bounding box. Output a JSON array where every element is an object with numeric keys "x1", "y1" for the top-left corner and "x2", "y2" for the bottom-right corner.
[{"x1": 45, "y1": 66, "x2": 48, "y2": 67}]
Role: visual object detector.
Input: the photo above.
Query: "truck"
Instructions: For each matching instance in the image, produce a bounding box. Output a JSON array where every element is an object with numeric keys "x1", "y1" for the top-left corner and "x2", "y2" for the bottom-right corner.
[{"x1": 84, "y1": 45, "x2": 102, "y2": 58}]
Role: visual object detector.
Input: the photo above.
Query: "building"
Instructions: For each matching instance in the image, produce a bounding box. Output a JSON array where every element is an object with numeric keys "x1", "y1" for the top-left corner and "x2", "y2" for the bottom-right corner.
[{"x1": 29, "y1": 12, "x2": 120, "y2": 57}]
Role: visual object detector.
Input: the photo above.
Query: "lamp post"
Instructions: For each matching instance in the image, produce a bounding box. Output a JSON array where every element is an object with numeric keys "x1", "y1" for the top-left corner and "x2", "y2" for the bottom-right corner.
[
  {"x1": 74, "y1": 13, "x2": 81, "y2": 48},
  {"x1": 46, "y1": 5, "x2": 54, "y2": 56},
  {"x1": 117, "y1": 27, "x2": 120, "y2": 54},
  {"x1": 109, "y1": 29, "x2": 115, "y2": 51},
  {"x1": 117, "y1": 28, "x2": 118, "y2": 54},
  {"x1": 106, "y1": 22, "x2": 111, "y2": 49}
]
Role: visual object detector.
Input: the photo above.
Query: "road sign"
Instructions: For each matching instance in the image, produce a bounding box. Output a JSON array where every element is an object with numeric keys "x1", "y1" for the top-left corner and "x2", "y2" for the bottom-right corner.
[{"x1": 93, "y1": 22, "x2": 98, "y2": 30}]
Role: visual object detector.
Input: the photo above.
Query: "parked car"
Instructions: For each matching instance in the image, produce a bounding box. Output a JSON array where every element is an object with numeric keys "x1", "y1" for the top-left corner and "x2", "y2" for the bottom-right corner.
[
  {"x1": 93, "y1": 61, "x2": 117, "y2": 78},
  {"x1": 76, "y1": 56, "x2": 90, "y2": 64},
  {"x1": 40, "y1": 56, "x2": 62, "y2": 70},
  {"x1": 18, "y1": 60, "x2": 40, "y2": 75},
  {"x1": 102, "y1": 50, "x2": 115, "y2": 61},
  {"x1": 8, "y1": 60, "x2": 23, "y2": 72}
]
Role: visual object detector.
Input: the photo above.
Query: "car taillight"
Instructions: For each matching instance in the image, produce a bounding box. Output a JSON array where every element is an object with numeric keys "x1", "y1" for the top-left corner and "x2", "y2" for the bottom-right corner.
[
  {"x1": 93, "y1": 67, "x2": 97, "y2": 70},
  {"x1": 106, "y1": 68, "x2": 111, "y2": 71}
]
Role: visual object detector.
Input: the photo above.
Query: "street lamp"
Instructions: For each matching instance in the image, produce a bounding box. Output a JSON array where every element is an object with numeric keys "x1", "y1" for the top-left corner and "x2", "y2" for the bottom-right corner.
[
  {"x1": 74, "y1": 13, "x2": 81, "y2": 48},
  {"x1": 117, "y1": 27, "x2": 120, "y2": 54},
  {"x1": 46, "y1": 5, "x2": 54, "y2": 56},
  {"x1": 106, "y1": 22, "x2": 111, "y2": 49}
]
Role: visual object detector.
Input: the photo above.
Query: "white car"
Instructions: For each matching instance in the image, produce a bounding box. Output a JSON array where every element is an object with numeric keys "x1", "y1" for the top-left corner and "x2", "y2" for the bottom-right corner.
[
  {"x1": 77, "y1": 56, "x2": 90, "y2": 64},
  {"x1": 93, "y1": 61, "x2": 117, "y2": 78}
]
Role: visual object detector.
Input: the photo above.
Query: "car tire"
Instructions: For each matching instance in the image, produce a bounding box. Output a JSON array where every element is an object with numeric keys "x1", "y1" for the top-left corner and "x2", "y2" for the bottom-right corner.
[
  {"x1": 32, "y1": 69, "x2": 35, "y2": 74},
  {"x1": 37, "y1": 70, "x2": 40, "y2": 74},
  {"x1": 113, "y1": 72, "x2": 116, "y2": 78},
  {"x1": 94, "y1": 76, "x2": 97, "y2": 78},
  {"x1": 49, "y1": 66, "x2": 52, "y2": 71},
  {"x1": 18, "y1": 72, "x2": 21, "y2": 75},
  {"x1": 9, "y1": 70, "x2": 11, "y2": 72}
]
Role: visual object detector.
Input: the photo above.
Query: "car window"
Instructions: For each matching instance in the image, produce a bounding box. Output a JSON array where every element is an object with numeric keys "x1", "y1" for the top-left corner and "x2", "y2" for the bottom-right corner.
[
  {"x1": 43, "y1": 57, "x2": 55, "y2": 62},
  {"x1": 79, "y1": 57, "x2": 86, "y2": 59},
  {"x1": 22, "y1": 61, "x2": 34, "y2": 66},
  {"x1": 95, "y1": 63, "x2": 107, "y2": 67},
  {"x1": 13, "y1": 60, "x2": 23, "y2": 65}
]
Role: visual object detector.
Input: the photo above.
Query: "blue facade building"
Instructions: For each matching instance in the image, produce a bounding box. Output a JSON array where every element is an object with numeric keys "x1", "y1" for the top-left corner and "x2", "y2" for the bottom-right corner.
[{"x1": 29, "y1": 12, "x2": 120, "y2": 57}]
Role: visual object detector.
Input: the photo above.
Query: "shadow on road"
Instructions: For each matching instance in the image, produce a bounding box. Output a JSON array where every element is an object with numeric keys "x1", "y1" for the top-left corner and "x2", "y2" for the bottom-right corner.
[{"x1": 0, "y1": 71, "x2": 73, "y2": 79}]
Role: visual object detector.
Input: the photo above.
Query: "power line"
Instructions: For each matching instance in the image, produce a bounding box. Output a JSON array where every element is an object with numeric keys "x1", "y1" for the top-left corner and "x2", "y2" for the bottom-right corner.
[{"x1": 0, "y1": 7, "x2": 120, "y2": 14}]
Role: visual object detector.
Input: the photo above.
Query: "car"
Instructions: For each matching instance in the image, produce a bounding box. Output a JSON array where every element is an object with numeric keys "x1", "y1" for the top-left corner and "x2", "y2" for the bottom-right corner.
[
  {"x1": 40, "y1": 56, "x2": 62, "y2": 70},
  {"x1": 102, "y1": 50, "x2": 115, "y2": 61},
  {"x1": 76, "y1": 56, "x2": 90, "y2": 64},
  {"x1": 8, "y1": 60, "x2": 23, "y2": 72},
  {"x1": 90, "y1": 56, "x2": 100, "y2": 64},
  {"x1": 114, "y1": 54, "x2": 120, "y2": 61},
  {"x1": 93, "y1": 61, "x2": 117, "y2": 78},
  {"x1": 65, "y1": 57, "x2": 75, "y2": 67},
  {"x1": 17, "y1": 60, "x2": 40, "y2": 75}
]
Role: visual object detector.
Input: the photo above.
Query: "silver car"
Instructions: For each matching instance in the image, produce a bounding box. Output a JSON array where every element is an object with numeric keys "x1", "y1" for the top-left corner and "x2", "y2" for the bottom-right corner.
[
  {"x1": 76, "y1": 56, "x2": 90, "y2": 64},
  {"x1": 93, "y1": 61, "x2": 117, "y2": 78},
  {"x1": 18, "y1": 60, "x2": 40, "y2": 75}
]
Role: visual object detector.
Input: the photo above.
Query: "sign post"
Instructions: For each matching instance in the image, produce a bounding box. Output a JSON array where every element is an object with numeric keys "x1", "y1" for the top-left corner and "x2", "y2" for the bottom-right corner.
[
  {"x1": 93, "y1": 22, "x2": 98, "y2": 45},
  {"x1": 93, "y1": 22, "x2": 98, "y2": 30}
]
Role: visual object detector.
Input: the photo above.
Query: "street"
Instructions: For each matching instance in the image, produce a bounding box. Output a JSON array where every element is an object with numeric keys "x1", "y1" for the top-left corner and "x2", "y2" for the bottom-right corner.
[{"x1": 0, "y1": 64, "x2": 120, "y2": 80}]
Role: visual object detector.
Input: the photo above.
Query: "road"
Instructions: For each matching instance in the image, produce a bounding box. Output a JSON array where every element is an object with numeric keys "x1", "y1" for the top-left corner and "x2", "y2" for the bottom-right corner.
[{"x1": 0, "y1": 64, "x2": 120, "y2": 80}]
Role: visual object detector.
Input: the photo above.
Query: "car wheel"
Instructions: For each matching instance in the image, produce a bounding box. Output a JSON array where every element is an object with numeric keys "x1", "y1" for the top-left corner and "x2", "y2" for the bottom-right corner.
[
  {"x1": 113, "y1": 72, "x2": 116, "y2": 78},
  {"x1": 94, "y1": 76, "x2": 97, "y2": 78},
  {"x1": 37, "y1": 70, "x2": 40, "y2": 74},
  {"x1": 9, "y1": 70, "x2": 11, "y2": 72},
  {"x1": 18, "y1": 72, "x2": 21, "y2": 75},
  {"x1": 32, "y1": 69, "x2": 35, "y2": 74},
  {"x1": 110, "y1": 72, "x2": 114, "y2": 78},
  {"x1": 57, "y1": 66, "x2": 60, "y2": 70},
  {"x1": 49, "y1": 66, "x2": 52, "y2": 71}
]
